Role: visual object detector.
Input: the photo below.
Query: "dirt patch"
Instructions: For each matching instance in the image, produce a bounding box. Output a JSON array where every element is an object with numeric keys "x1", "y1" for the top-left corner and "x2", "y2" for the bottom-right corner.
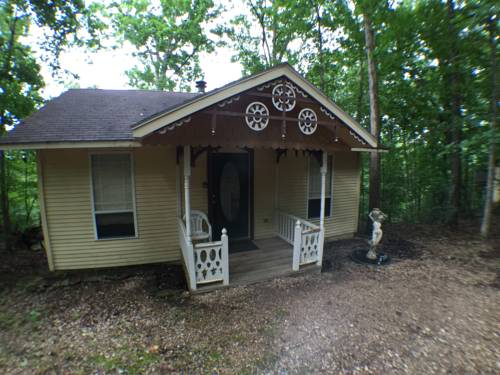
[{"x1": 0, "y1": 223, "x2": 499, "y2": 374}]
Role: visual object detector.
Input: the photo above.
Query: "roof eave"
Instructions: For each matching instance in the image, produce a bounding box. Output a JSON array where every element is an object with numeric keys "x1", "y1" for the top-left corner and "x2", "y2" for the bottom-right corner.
[{"x1": 0, "y1": 140, "x2": 142, "y2": 151}]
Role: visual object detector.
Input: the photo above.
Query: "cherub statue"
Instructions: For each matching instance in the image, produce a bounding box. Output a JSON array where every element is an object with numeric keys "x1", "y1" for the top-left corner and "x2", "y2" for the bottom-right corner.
[{"x1": 366, "y1": 208, "x2": 387, "y2": 260}]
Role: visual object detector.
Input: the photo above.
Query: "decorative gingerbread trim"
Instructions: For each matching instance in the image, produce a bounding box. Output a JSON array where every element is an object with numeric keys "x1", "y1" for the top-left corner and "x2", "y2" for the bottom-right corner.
[{"x1": 158, "y1": 116, "x2": 192, "y2": 134}]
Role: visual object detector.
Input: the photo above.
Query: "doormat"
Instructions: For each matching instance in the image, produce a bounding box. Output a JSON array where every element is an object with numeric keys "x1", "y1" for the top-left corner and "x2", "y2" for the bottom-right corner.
[{"x1": 230, "y1": 240, "x2": 259, "y2": 253}]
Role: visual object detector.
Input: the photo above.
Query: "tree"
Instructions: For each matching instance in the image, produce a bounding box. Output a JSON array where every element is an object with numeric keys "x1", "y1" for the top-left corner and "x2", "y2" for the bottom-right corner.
[
  {"x1": 217, "y1": 0, "x2": 299, "y2": 75},
  {"x1": 110, "y1": 0, "x2": 218, "y2": 91},
  {"x1": 445, "y1": 0, "x2": 464, "y2": 226},
  {"x1": 1, "y1": 2, "x2": 42, "y2": 250},
  {"x1": 0, "y1": 0, "x2": 102, "y2": 250},
  {"x1": 480, "y1": 12, "x2": 498, "y2": 237},
  {"x1": 360, "y1": 2, "x2": 382, "y2": 212}
]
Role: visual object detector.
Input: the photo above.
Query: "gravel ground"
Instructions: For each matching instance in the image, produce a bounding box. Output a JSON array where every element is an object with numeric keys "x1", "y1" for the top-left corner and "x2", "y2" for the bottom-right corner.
[{"x1": 0, "y1": 222, "x2": 499, "y2": 374}]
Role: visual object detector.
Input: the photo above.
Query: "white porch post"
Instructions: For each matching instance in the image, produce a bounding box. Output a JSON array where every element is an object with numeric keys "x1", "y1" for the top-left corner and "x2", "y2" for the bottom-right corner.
[
  {"x1": 221, "y1": 228, "x2": 229, "y2": 285},
  {"x1": 292, "y1": 220, "x2": 301, "y2": 271},
  {"x1": 274, "y1": 159, "x2": 279, "y2": 232},
  {"x1": 318, "y1": 151, "x2": 327, "y2": 266},
  {"x1": 176, "y1": 159, "x2": 181, "y2": 218},
  {"x1": 183, "y1": 145, "x2": 192, "y2": 243}
]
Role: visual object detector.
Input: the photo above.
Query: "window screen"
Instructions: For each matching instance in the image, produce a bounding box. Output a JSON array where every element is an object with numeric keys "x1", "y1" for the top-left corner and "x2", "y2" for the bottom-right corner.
[
  {"x1": 91, "y1": 154, "x2": 136, "y2": 239},
  {"x1": 308, "y1": 155, "x2": 332, "y2": 219}
]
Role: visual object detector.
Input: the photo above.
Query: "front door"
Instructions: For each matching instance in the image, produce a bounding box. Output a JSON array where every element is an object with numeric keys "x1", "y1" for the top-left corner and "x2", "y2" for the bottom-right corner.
[{"x1": 209, "y1": 152, "x2": 251, "y2": 240}]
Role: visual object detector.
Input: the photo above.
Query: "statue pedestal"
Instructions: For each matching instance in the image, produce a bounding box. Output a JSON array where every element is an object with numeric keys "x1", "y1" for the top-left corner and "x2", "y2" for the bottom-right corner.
[
  {"x1": 351, "y1": 248, "x2": 391, "y2": 266},
  {"x1": 366, "y1": 247, "x2": 378, "y2": 260}
]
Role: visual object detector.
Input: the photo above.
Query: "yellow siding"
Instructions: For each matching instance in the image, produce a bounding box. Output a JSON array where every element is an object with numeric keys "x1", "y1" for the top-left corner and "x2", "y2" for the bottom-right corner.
[
  {"x1": 253, "y1": 149, "x2": 276, "y2": 239},
  {"x1": 40, "y1": 147, "x2": 360, "y2": 271},
  {"x1": 278, "y1": 151, "x2": 360, "y2": 239},
  {"x1": 277, "y1": 152, "x2": 308, "y2": 218},
  {"x1": 189, "y1": 152, "x2": 208, "y2": 214},
  {"x1": 41, "y1": 147, "x2": 180, "y2": 270},
  {"x1": 327, "y1": 152, "x2": 361, "y2": 238}
]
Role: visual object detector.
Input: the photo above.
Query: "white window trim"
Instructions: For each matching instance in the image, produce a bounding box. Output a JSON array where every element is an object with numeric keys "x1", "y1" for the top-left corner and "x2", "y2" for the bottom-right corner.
[
  {"x1": 89, "y1": 151, "x2": 138, "y2": 241},
  {"x1": 306, "y1": 154, "x2": 334, "y2": 220}
]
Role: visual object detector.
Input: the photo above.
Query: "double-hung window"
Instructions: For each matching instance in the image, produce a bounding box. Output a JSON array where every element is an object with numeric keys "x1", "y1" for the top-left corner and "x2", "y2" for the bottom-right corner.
[
  {"x1": 91, "y1": 153, "x2": 137, "y2": 239},
  {"x1": 307, "y1": 155, "x2": 333, "y2": 219}
]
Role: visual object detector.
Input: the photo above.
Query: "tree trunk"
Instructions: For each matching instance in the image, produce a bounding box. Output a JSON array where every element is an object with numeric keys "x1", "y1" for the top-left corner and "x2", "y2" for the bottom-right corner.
[
  {"x1": 0, "y1": 150, "x2": 11, "y2": 251},
  {"x1": 363, "y1": 9, "x2": 381, "y2": 211},
  {"x1": 0, "y1": 6, "x2": 17, "y2": 252},
  {"x1": 312, "y1": 1, "x2": 325, "y2": 90},
  {"x1": 480, "y1": 14, "x2": 497, "y2": 237},
  {"x1": 446, "y1": 0, "x2": 462, "y2": 226}
]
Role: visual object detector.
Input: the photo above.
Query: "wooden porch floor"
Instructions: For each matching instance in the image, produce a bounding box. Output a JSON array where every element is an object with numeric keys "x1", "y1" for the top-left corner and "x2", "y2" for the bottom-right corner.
[{"x1": 195, "y1": 237, "x2": 321, "y2": 293}]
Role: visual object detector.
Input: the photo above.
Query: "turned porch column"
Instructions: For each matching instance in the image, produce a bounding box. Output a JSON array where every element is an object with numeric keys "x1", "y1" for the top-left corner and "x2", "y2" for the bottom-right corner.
[
  {"x1": 176, "y1": 159, "x2": 181, "y2": 218},
  {"x1": 319, "y1": 151, "x2": 327, "y2": 229},
  {"x1": 183, "y1": 145, "x2": 192, "y2": 243},
  {"x1": 318, "y1": 151, "x2": 327, "y2": 266}
]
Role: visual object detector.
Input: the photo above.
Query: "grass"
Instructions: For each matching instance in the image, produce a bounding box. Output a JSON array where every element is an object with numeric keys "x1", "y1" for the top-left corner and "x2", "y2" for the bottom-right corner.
[
  {"x1": 0, "y1": 311, "x2": 16, "y2": 329},
  {"x1": 90, "y1": 348, "x2": 161, "y2": 374},
  {"x1": 274, "y1": 306, "x2": 289, "y2": 320}
]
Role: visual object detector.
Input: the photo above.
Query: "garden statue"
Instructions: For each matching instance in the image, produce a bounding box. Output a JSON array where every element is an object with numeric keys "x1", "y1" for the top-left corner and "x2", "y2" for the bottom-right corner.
[{"x1": 366, "y1": 208, "x2": 387, "y2": 260}]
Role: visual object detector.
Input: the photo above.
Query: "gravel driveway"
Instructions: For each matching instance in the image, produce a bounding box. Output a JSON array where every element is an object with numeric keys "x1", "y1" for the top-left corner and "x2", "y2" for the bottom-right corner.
[{"x1": 0, "y1": 223, "x2": 498, "y2": 374}]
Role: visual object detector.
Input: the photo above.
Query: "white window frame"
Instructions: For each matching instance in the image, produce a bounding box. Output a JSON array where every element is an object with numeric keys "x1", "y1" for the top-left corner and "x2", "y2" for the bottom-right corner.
[
  {"x1": 306, "y1": 154, "x2": 334, "y2": 219},
  {"x1": 89, "y1": 151, "x2": 138, "y2": 241}
]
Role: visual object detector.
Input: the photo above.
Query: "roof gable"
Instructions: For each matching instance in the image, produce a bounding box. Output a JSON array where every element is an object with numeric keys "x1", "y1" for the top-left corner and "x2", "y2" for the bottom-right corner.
[{"x1": 132, "y1": 64, "x2": 377, "y2": 148}]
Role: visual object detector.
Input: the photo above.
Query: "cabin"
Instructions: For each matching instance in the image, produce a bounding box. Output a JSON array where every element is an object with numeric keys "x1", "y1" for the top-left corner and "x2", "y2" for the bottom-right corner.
[{"x1": 0, "y1": 64, "x2": 380, "y2": 292}]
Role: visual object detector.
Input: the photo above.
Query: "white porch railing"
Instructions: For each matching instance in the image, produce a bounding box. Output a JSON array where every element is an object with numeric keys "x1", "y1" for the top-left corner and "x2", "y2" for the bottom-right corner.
[
  {"x1": 274, "y1": 210, "x2": 324, "y2": 271},
  {"x1": 178, "y1": 218, "x2": 229, "y2": 291}
]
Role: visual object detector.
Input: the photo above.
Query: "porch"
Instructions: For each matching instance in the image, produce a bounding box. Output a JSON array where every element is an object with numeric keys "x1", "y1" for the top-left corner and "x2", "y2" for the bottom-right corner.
[
  {"x1": 192, "y1": 237, "x2": 321, "y2": 293},
  {"x1": 178, "y1": 195, "x2": 326, "y2": 292},
  {"x1": 153, "y1": 75, "x2": 368, "y2": 292}
]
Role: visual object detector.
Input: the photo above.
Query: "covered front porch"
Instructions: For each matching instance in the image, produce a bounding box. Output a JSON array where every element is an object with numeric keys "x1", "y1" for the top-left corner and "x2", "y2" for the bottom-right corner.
[
  {"x1": 176, "y1": 144, "x2": 328, "y2": 292},
  {"x1": 134, "y1": 71, "x2": 375, "y2": 291}
]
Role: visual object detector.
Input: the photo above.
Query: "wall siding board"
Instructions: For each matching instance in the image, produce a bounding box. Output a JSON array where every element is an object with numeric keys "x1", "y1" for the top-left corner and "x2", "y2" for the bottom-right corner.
[
  {"x1": 253, "y1": 149, "x2": 276, "y2": 239},
  {"x1": 42, "y1": 147, "x2": 180, "y2": 270},
  {"x1": 277, "y1": 151, "x2": 360, "y2": 239}
]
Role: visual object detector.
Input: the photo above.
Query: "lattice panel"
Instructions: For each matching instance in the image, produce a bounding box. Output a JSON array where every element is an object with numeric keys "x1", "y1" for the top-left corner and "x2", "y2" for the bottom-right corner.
[
  {"x1": 194, "y1": 245, "x2": 224, "y2": 283},
  {"x1": 300, "y1": 232, "x2": 320, "y2": 265}
]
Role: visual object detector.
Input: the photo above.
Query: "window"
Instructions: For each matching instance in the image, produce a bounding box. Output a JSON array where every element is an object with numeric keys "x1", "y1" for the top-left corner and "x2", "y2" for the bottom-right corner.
[
  {"x1": 91, "y1": 153, "x2": 137, "y2": 239},
  {"x1": 308, "y1": 155, "x2": 333, "y2": 219}
]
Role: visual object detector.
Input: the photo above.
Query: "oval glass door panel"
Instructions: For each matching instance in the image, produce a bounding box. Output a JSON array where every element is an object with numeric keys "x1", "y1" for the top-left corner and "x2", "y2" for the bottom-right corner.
[{"x1": 219, "y1": 162, "x2": 240, "y2": 222}]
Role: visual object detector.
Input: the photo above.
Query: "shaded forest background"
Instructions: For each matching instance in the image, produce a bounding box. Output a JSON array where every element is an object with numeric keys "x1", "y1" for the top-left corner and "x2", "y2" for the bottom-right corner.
[{"x1": 0, "y1": 0, "x2": 498, "y2": 248}]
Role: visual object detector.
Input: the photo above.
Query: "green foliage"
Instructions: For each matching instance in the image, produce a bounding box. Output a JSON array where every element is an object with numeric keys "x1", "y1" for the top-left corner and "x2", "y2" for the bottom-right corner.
[
  {"x1": 216, "y1": 0, "x2": 301, "y2": 75},
  {"x1": 0, "y1": 0, "x2": 103, "y2": 242},
  {"x1": 6, "y1": 151, "x2": 39, "y2": 229},
  {"x1": 0, "y1": 2, "x2": 44, "y2": 129},
  {"x1": 110, "y1": 0, "x2": 218, "y2": 91},
  {"x1": 28, "y1": 309, "x2": 41, "y2": 323},
  {"x1": 228, "y1": 0, "x2": 498, "y2": 224}
]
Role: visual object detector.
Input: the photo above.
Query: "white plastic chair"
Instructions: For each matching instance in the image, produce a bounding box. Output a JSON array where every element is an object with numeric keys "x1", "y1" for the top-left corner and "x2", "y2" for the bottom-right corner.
[{"x1": 184, "y1": 210, "x2": 212, "y2": 242}]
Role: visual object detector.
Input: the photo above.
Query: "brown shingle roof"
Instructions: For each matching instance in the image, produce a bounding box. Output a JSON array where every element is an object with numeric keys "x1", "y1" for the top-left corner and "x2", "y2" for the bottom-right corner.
[{"x1": 0, "y1": 89, "x2": 200, "y2": 144}]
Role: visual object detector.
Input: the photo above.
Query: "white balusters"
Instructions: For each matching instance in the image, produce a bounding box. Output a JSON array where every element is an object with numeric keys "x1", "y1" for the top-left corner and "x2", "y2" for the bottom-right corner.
[
  {"x1": 194, "y1": 242, "x2": 224, "y2": 284},
  {"x1": 300, "y1": 229, "x2": 321, "y2": 265},
  {"x1": 274, "y1": 210, "x2": 324, "y2": 270},
  {"x1": 179, "y1": 218, "x2": 229, "y2": 288}
]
